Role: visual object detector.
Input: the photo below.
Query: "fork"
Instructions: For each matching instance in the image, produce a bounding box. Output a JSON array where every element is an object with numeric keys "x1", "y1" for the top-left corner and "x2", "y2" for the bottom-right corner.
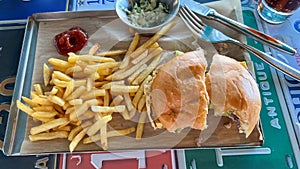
[{"x1": 179, "y1": 5, "x2": 300, "y2": 81}]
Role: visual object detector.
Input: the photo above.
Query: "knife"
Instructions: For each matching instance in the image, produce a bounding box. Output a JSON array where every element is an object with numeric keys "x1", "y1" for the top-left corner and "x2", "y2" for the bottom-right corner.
[{"x1": 183, "y1": 0, "x2": 297, "y2": 55}]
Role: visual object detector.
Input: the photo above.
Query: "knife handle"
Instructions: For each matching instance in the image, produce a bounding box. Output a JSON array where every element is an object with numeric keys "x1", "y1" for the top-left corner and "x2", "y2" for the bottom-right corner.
[{"x1": 207, "y1": 10, "x2": 296, "y2": 55}]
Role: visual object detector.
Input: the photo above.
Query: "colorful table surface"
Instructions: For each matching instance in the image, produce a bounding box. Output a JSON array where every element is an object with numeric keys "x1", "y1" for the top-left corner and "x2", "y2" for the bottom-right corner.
[{"x1": 0, "y1": 0, "x2": 299, "y2": 169}]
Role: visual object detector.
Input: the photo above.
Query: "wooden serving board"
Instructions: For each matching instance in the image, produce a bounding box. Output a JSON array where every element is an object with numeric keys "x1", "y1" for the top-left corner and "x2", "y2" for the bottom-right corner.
[{"x1": 4, "y1": 0, "x2": 263, "y2": 155}]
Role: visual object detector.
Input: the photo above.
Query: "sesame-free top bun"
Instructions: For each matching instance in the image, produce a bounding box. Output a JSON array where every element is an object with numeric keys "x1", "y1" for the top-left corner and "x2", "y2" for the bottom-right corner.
[
  {"x1": 151, "y1": 49, "x2": 209, "y2": 132},
  {"x1": 206, "y1": 54, "x2": 261, "y2": 137}
]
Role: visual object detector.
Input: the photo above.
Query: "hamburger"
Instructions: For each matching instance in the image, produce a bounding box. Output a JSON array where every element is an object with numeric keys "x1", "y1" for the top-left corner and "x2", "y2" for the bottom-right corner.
[
  {"x1": 206, "y1": 54, "x2": 261, "y2": 137},
  {"x1": 150, "y1": 49, "x2": 209, "y2": 132},
  {"x1": 149, "y1": 49, "x2": 261, "y2": 137}
]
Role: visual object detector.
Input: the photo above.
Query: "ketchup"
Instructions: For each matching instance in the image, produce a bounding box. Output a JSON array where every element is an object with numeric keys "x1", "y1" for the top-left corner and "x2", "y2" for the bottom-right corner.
[{"x1": 54, "y1": 27, "x2": 88, "y2": 56}]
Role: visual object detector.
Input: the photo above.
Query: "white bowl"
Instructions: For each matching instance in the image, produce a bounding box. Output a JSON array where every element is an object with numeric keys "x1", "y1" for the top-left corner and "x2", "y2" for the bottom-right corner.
[{"x1": 115, "y1": 0, "x2": 180, "y2": 34}]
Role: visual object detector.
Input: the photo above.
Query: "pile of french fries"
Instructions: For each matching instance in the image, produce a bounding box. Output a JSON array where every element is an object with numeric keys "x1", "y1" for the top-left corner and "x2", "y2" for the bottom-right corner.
[{"x1": 16, "y1": 22, "x2": 175, "y2": 152}]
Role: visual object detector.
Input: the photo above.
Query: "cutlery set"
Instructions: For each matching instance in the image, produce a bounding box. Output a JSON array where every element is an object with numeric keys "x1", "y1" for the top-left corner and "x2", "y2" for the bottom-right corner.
[{"x1": 181, "y1": 0, "x2": 300, "y2": 81}]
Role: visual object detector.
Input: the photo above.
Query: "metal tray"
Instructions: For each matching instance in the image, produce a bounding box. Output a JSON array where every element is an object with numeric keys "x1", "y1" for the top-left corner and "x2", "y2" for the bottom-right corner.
[{"x1": 3, "y1": 9, "x2": 263, "y2": 155}]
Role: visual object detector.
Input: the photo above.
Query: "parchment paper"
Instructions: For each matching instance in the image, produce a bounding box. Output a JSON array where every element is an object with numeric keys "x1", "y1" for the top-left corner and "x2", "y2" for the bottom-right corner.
[{"x1": 19, "y1": 0, "x2": 263, "y2": 154}]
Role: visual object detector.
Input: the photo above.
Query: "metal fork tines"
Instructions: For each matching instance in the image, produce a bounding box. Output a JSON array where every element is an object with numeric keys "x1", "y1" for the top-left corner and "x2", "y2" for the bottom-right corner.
[{"x1": 179, "y1": 5, "x2": 300, "y2": 82}]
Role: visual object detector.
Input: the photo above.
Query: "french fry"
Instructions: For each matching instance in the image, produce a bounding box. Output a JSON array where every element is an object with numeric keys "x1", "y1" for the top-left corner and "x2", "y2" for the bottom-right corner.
[
  {"x1": 80, "y1": 89, "x2": 106, "y2": 101},
  {"x1": 63, "y1": 80, "x2": 75, "y2": 99},
  {"x1": 150, "y1": 42, "x2": 159, "y2": 48},
  {"x1": 43, "y1": 63, "x2": 51, "y2": 87},
  {"x1": 33, "y1": 84, "x2": 44, "y2": 95},
  {"x1": 128, "y1": 108, "x2": 137, "y2": 119},
  {"x1": 97, "y1": 49, "x2": 127, "y2": 57},
  {"x1": 91, "y1": 105, "x2": 126, "y2": 113},
  {"x1": 50, "y1": 86, "x2": 59, "y2": 95},
  {"x1": 78, "y1": 110, "x2": 94, "y2": 121},
  {"x1": 69, "y1": 129, "x2": 86, "y2": 152},
  {"x1": 65, "y1": 65, "x2": 82, "y2": 75},
  {"x1": 106, "y1": 47, "x2": 162, "y2": 81},
  {"x1": 100, "y1": 124, "x2": 108, "y2": 150},
  {"x1": 132, "y1": 54, "x2": 161, "y2": 85},
  {"x1": 89, "y1": 43, "x2": 101, "y2": 55},
  {"x1": 29, "y1": 131, "x2": 68, "y2": 142},
  {"x1": 69, "y1": 99, "x2": 98, "y2": 121},
  {"x1": 83, "y1": 127, "x2": 136, "y2": 144},
  {"x1": 68, "y1": 53, "x2": 115, "y2": 63},
  {"x1": 136, "y1": 110, "x2": 147, "y2": 140},
  {"x1": 85, "y1": 99, "x2": 99, "y2": 106},
  {"x1": 137, "y1": 95, "x2": 146, "y2": 112},
  {"x1": 48, "y1": 95, "x2": 65, "y2": 107},
  {"x1": 62, "y1": 102, "x2": 71, "y2": 110},
  {"x1": 73, "y1": 79, "x2": 87, "y2": 87},
  {"x1": 32, "y1": 96, "x2": 53, "y2": 106},
  {"x1": 52, "y1": 78, "x2": 68, "y2": 88},
  {"x1": 30, "y1": 117, "x2": 68, "y2": 135},
  {"x1": 55, "y1": 87, "x2": 65, "y2": 98},
  {"x1": 53, "y1": 65, "x2": 68, "y2": 73},
  {"x1": 97, "y1": 68, "x2": 113, "y2": 76},
  {"x1": 127, "y1": 64, "x2": 147, "y2": 84},
  {"x1": 30, "y1": 91, "x2": 38, "y2": 99},
  {"x1": 53, "y1": 104, "x2": 64, "y2": 115},
  {"x1": 110, "y1": 85, "x2": 139, "y2": 93},
  {"x1": 73, "y1": 60, "x2": 88, "y2": 68},
  {"x1": 123, "y1": 93, "x2": 134, "y2": 112},
  {"x1": 119, "y1": 32, "x2": 140, "y2": 69},
  {"x1": 33, "y1": 117, "x2": 55, "y2": 123},
  {"x1": 54, "y1": 125, "x2": 72, "y2": 132},
  {"x1": 101, "y1": 80, "x2": 125, "y2": 89},
  {"x1": 68, "y1": 99, "x2": 83, "y2": 105},
  {"x1": 94, "y1": 81, "x2": 109, "y2": 88},
  {"x1": 121, "y1": 109, "x2": 131, "y2": 120},
  {"x1": 68, "y1": 126, "x2": 83, "y2": 141},
  {"x1": 22, "y1": 96, "x2": 39, "y2": 107},
  {"x1": 132, "y1": 75, "x2": 152, "y2": 108},
  {"x1": 33, "y1": 105, "x2": 54, "y2": 112},
  {"x1": 65, "y1": 106, "x2": 75, "y2": 115},
  {"x1": 103, "y1": 90, "x2": 110, "y2": 107},
  {"x1": 131, "y1": 49, "x2": 148, "y2": 64},
  {"x1": 86, "y1": 115, "x2": 112, "y2": 136},
  {"x1": 110, "y1": 95, "x2": 124, "y2": 106},
  {"x1": 48, "y1": 58, "x2": 71, "y2": 68},
  {"x1": 53, "y1": 71, "x2": 72, "y2": 82},
  {"x1": 68, "y1": 120, "x2": 92, "y2": 141},
  {"x1": 65, "y1": 86, "x2": 86, "y2": 101},
  {"x1": 32, "y1": 111, "x2": 57, "y2": 119},
  {"x1": 129, "y1": 21, "x2": 175, "y2": 59},
  {"x1": 69, "y1": 103, "x2": 89, "y2": 121},
  {"x1": 17, "y1": 100, "x2": 34, "y2": 116},
  {"x1": 96, "y1": 62, "x2": 121, "y2": 70}
]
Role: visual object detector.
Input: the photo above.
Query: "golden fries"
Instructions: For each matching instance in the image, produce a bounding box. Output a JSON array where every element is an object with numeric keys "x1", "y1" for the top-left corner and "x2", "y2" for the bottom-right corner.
[
  {"x1": 119, "y1": 32, "x2": 140, "y2": 69},
  {"x1": 110, "y1": 85, "x2": 139, "y2": 93},
  {"x1": 16, "y1": 22, "x2": 175, "y2": 152},
  {"x1": 89, "y1": 43, "x2": 101, "y2": 55},
  {"x1": 83, "y1": 127, "x2": 136, "y2": 144},
  {"x1": 69, "y1": 129, "x2": 86, "y2": 152},
  {"x1": 86, "y1": 115, "x2": 112, "y2": 136},
  {"x1": 129, "y1": 21, "x2": 175, "y2": 59},
  {"x1": 29, "y1": 131, "x2": 68, "y2": 142},
  {"x1": 136, "y1": 110, "x2": 147, "y2": 140},
  {"x1": 132, "y1": 54, "x2": 161, "y2": 85},
  {"x1": 43, "y1": 63, "x2": 51, "y2": 86},
  {"x1": 97, "y1": 49, "x2": 127, "y2": 57},
  {"x1": 30, "y1": 118, "x2": 68, "y2": 135},
  {"x1": 91, "y1": 105, "x2": 125, "y2": 113},
  {"x1": 17, "y1": 100, "x2": 34, "y2": 116}
]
